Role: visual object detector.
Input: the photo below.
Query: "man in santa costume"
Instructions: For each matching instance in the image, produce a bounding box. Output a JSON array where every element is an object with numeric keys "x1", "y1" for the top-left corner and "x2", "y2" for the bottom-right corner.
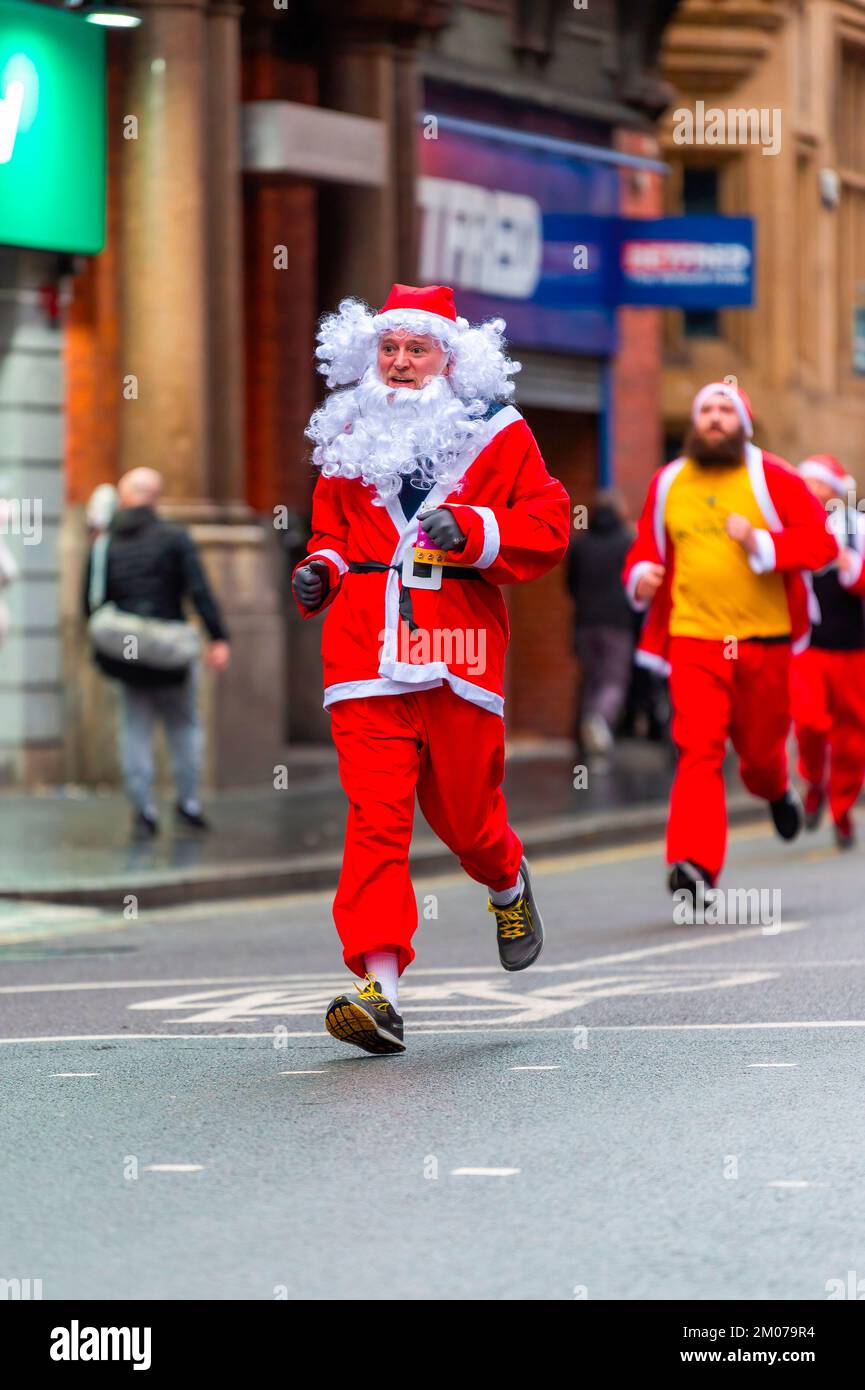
[
  {"x1": 292, "y1": 284, "x2": 570, "y2": 1054},
  {"x1": 792, "y1": 455, "x2": 865, "y2": 849},
  {"x1": 622, "y1": 382, "x2": 837, "y2": 899}
]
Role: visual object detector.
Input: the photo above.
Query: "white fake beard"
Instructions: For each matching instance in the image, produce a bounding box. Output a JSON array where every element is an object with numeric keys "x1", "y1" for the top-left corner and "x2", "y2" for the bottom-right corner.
[{"x1": 306, "y1": 367, "x2": 489, "y2": 505}]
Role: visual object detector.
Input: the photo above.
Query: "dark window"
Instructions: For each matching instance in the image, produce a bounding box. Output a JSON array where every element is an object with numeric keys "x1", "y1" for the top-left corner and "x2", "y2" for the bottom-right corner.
[{"x1": 683, "y1": 167, "x2": 720, "y2": 339}]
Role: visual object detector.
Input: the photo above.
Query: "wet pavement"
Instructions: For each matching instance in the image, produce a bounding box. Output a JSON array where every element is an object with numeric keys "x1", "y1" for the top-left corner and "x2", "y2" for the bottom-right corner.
[{"x1": 0, "y1": 737, "x2": 744, "y2": 905}]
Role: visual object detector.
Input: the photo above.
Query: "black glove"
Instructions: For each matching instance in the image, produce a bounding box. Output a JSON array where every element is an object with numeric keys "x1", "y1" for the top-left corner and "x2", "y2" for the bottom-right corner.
[
  {"x1": 292, "y1": 560, "x2": 330, "y2": 611},
  {"x1": 420, "y1": 506, "x2": 466, "y2": 553}
]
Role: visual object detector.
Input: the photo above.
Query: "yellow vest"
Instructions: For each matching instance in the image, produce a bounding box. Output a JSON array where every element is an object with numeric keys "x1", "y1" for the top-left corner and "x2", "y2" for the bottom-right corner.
[{"x1": 665, "y1": 459, "x2": 790, "y2": 640}]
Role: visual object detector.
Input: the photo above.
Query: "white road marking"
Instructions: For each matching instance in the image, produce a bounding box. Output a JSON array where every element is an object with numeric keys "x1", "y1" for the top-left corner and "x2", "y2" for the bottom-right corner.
[
  {"x1": 3, "y1": 1020, "x2": 865, "y2": 1044},
  {"x1": 278, "y1": 1070, "x2": 325, "y2": 1076},
  {"x1": 126, "y1": 967, "x2": 778, "y2": 1024},
  {"x1": 749, "y1": 1062, "x2": 797, "y2": 1068},
  {"x1": 0, "y1": 921, "x2": 813, "y2": 999},
  {"x1": 510, "y1": 1065, "x2": 560, "y2": 1071},
  {"x1": 767, "y1": 1180, "x2": 829, "y2": 1189},
  {"x1": 451, "y1": 1167, "x2": 520, "y2": 1177},
  {"x1": 142, "y1": 1164, "x2": 204, "y2": 1173},
  {"x1": 52, "y1": 1072, "x2": 99, "y2": 1077}
]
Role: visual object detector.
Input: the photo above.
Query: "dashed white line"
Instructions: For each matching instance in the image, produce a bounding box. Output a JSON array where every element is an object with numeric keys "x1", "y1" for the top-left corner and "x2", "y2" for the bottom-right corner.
[
  {"x1": 749, "y1": 1063, "x2": 797, "y2": 1068},
  {"x1": 451, "y1": 1168, "x2": 521, "y2": 1177},
  {"x1": 278, "y1": 1070, "x2": 325, "y2": 1076},
  {"x1": 51, "y1": 1072, "x2": 99, "y2": 1078},
  {"x1": 142, "y1": 1164, "x2": 204, "y2": 1173},
  {"x1": 510, "y1": 1065, "x2": 560, "y2": 1071},
  {"x1": 767, "y1": 1180, "x2": 829, "y2": 1189}
]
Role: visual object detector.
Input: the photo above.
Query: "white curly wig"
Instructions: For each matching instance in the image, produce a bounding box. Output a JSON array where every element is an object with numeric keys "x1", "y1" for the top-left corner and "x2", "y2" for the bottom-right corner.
[{"x1": 313, "y1": 296, "x2": 521, "y2": 403}]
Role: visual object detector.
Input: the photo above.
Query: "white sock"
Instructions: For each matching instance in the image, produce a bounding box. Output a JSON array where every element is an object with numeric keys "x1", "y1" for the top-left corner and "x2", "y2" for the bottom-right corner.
[
  {"x1": 364, "y1": 950, "x2": 400, "y2": 1007},
  {"x1": 489, "y1": 873, "x2": 524, "y2": 907}
]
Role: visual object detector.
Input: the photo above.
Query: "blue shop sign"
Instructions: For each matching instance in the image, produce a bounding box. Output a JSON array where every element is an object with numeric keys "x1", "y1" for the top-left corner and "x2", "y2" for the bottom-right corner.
[{"x1": 418, "y1": 119, "x2": 754, "y2": 353}]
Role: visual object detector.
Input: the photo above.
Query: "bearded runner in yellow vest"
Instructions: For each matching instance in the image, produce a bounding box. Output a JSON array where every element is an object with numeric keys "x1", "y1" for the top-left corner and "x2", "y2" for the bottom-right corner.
[{"x1": 665, "y1": 458, "x2": 791, "y2": 640}]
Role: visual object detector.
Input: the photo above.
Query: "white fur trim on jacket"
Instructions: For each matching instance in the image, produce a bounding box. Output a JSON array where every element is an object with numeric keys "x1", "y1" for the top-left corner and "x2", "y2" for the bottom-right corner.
[
  {"x1": 308, "y1": 547, "x2": 348, "y2": 576},
  {"x1": 747, "y1": 528, "x2": 777, "y2": 574},
  {"x1": 625, "y1": 560, "x2": 655, "y2": 612},
  {"x1": 467, "y1": 506, "x2": 501, "y2": 569},
  {"x1": 838, "y1": 548, "x2": 864, "y2": 589}
]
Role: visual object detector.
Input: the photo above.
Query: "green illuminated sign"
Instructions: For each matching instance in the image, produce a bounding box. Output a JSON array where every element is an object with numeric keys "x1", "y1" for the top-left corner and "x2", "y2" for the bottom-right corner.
[{"x1": 0, "y1": 0, "x2": 105, "y2": 254}]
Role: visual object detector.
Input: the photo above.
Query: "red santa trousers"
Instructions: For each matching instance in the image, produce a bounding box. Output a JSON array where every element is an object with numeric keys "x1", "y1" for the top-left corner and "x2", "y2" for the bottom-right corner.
[
  {"x1": 329, "y1": 685, "x2": 524, "y2": 978},
  {"x1": 667, "y1": 636, "x2": 792, "y2": 880},
  {"x1": 792, "y1": 647, "x2": 865, "y2": 824}
]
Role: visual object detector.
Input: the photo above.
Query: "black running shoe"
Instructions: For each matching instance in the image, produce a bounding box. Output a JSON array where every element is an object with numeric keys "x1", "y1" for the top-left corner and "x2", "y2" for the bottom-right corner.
[
  {"x1": 770, "y1": 788, "x2": 803, "y2": 842},
  {"x1": 668, "y1": 859, "x2": 715, "y2": 904},
  {"x1": 325, "y1": 974, "x2": 405, "y2": 1055},
  {"x1": 132, "y1": 810, "x2": 159, "y2": 839},
  {"x1": 834, "y1": 813, "x2": 855, "y2": 851},
  {"x1": 488, "y1": 856, "x2": 544, "y2": 972},
  {"x1": 803, "y1": 785, "x2": 824, "y2": 832},
  {"x1": 175, "y1": 803, "x2": 211, "y2": 831}
]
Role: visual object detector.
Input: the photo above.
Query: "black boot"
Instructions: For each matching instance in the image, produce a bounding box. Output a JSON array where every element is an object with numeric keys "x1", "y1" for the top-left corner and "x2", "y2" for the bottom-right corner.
[
  {"x1": 668, "y1": 859, "x2": 715, "y2": 905},
  {"x1": 175, "y1": 803, "x2": 211, "y2": 831},
  {"x1": 132, "y1": 810, "x2": 159, "y2": 839},
  {"x1": 769, "y1": 789, "x2": 803, "y2": 842}
]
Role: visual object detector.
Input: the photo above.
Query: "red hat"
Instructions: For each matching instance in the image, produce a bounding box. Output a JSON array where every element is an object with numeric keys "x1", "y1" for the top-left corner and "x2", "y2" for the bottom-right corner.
[
  {"x1": 799, "y1": 454, "x2": 855, "y2": 496},
  {"x1": 374, "y1": 284, "x2": 459, "y2": 339},
  {"x1": 692, "y1": 381, "x2": 754, "y2": 439}
]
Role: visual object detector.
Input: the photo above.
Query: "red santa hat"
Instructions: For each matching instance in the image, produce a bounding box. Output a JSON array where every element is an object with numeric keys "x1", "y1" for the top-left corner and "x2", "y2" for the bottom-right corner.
[
  {"x1": 692, "y1": 381, "x2": 754, "y2": 439},
  {"x1": 313, "y1": 282, "x2": 519, "y2": 402},
  {"x1": 798, "y1": 454, "x2": 855, "y2": 496},
  {"x1": 373, "y1": 283, "x2": 459, "y2": 342}
]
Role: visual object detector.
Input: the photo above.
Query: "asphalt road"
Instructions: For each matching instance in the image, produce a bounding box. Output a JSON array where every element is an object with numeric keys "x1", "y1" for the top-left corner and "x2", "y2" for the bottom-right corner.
[{"x1": 2, "y1": 818, "x2": 865, "y2": 1301}]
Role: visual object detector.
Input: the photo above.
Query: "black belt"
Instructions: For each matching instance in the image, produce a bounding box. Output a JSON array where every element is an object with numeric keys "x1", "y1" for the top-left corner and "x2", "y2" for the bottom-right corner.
[{"x1": 347, "y1": 559, "x2": 481, "y2": 632}]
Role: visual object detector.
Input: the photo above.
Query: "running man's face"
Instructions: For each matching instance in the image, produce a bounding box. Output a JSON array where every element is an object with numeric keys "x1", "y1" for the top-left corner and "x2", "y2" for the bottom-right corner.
[
  {"x1": 377, "y1": 332, "x2": 450, "y2": 390},
  {"x1": 694, "y1": 393, "x2": 741, "y2": 446},
  {"x1": 805, "y1": 478, "x2": 834, "y2": 506}
]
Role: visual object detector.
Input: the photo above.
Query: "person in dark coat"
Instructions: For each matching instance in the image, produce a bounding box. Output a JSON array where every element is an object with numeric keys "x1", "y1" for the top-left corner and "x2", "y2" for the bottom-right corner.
[
  {"x1": 83, "y1": 468, "x2": 230, "y2": 836},
  {"x1": 566, "y1": 491, "x2": 635, "y2": 755}
]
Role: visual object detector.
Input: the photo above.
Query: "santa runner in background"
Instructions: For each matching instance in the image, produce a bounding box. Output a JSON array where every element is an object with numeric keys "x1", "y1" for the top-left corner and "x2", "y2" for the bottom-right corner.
[
  {"x1": 792, "y1": 455, "x2": 865, "y2": 849},
  {"x1": 292, "y1": 283, "x2": 570, "y2": 1055},
  {"x1": 622, "y1": 380, "x2": 838, "y2": 901}
]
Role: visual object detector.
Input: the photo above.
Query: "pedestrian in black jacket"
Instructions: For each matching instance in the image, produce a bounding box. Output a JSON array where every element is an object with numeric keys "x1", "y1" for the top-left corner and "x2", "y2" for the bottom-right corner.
[
  {"x1": 83, "y1": 468, "x2": 230, "y2": 837},
  {"x1": 566, "y1": 491, "x2": 635, "y2": 756}
]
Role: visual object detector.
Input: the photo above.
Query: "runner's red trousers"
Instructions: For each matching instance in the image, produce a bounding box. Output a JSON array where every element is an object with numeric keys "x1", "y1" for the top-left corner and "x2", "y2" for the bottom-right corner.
[
  {"x1": 329, "y1": 686, "x2": 524, "y2": 978},
  {"x1": 667, "y1": 636, "x2": 791, "y2": 880},
  {"x1": 792, "y1": 647, "x2": 865, "y2": 825}
]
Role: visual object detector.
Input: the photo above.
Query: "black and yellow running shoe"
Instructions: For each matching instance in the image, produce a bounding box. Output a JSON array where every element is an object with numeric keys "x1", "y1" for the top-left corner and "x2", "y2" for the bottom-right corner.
[
  {"x1": 325, "y1": 974, "x2": 406, "y2": 1055},
  {"x1": 488, "y1": 856, "x2": 544, "y2": 972}
]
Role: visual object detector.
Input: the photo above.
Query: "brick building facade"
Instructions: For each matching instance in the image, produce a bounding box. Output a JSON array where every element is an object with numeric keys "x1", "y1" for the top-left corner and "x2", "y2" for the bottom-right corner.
[{"x1": 2, "y1": 0, "x2": 679, "y2": 787}]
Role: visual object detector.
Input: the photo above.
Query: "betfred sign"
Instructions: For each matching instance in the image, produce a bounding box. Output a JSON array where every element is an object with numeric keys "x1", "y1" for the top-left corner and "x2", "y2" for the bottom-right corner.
[
  {"x1": 418, "y1": 122, "x2": 619, "y2": 355},
  {"x1": 618, "y1": 216, "x2": 754, "y2": 307},
  {"x1": 418, "y1": 176, "x2": 543, "y2": 299},
  {"x1": 418, "y1": 122, "x2": 755, "y2": 347},
  {"x1": 0, "y1": 0, "x2": 105, "y2": 255}
]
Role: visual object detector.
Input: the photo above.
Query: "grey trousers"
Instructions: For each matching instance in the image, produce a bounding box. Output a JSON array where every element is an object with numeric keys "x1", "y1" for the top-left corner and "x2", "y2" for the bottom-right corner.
[
  {"x1": 118, "y1": 664, "x2": 203, "y2": 814},
  {"x1": 575, "y1": 626, "x2": 634, "y2": 729}
]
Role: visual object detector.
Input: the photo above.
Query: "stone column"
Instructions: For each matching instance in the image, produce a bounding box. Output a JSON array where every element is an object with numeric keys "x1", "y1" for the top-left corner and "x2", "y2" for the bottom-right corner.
[
  {"x1": 119, "y1": 0, "x2": 211, "y2": 506},
  {"x1": 318, "y1": 2, "x2": 455, "y2": 308},
  {"x1": 115, "y1": 0, "x2": 284, "y2": 789}
]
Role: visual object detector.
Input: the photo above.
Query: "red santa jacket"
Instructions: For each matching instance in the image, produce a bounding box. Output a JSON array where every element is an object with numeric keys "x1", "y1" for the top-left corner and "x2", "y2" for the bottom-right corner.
[
  {"x1": 622, "y1": 444, "x2": 839, "y2": 675},
  {"x1": 293, "y1": 405, "x2": 571, "y2": 717}
]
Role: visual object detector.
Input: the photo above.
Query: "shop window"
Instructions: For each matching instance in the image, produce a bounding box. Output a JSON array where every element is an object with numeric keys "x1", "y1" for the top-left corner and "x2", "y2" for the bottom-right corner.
[{"x1": 682, "y1": 167, "x2": 720, "y2": 339}]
